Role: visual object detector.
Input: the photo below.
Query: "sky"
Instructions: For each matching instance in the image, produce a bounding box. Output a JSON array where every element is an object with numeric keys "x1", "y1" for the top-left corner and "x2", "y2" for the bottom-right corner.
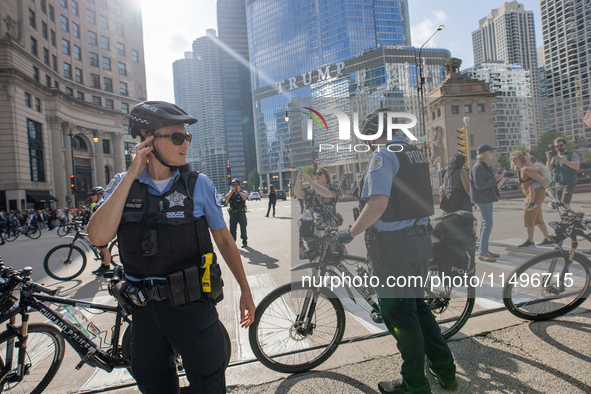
[{"x1": 140, "y1": 0, "x2": 544, "y2": 103}]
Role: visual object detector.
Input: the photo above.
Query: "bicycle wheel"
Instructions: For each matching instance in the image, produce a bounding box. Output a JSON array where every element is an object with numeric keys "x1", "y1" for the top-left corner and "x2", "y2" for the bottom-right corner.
[
  {"x1": 425, "y1": 269, "x2": 476, "y2": 339},
  {"x1": 109, "y1": 240, "x2": 121, "y2": 266},
  {"x1": 26, "y1": 227, "x2": 42, "y2": 240},
  {"x1": 0, "y1": 323, "x2": 65, "y2": 394},
  {"x1": 56, "y1": 226, "x2": 68, "y2": 237},
  {"x1": 43, "y1": 245, "x2": 87, "y2": 281},
  {"x1": 249, "y1": 282, "x2": 346, "y2": 374},
  {"x1": 503, "y1": 250, "x2": 591, "y2": 320},
  {"x1": 5, "y1": 228, "x2": 19, "y2": 242}
]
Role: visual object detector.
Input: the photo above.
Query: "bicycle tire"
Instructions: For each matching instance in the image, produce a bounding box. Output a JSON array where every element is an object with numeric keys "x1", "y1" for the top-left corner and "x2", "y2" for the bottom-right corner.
[
  {"x1": 0, "y1": 323, "x2": 65, "y2": 394},
  {"x1": 5, "y1": 229, "x2": 19, "y2": 242},
  {"x1": 425, "y1": 270, "x2": 475, "y2": 339},
  {"x1": 56, "y1": 226, "x2": 68, "y2": 237},
  {"x1": 26, "y1": 227, "x2": 42, "y2": 240},
  {"x1": 249, "y1": 282, "x2": 346, "y2": 374},
  {"x1": 43, "y1": 244, "x2": 87, "y2": 281},
  {"x1": 108, "y1": 240, "x2": 121, "y2": 266},
  {"x1": 502, "y1": 250, "x2": 591, "y2": 321}
]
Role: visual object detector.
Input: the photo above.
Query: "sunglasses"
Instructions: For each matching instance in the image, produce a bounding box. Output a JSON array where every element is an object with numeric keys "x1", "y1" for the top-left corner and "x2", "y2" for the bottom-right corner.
[
  {"x1": 555, "y1": 144, "x2": 565, "y2": 148},
  {"x1": 314, "y1": 171, "x2": 325, "y2": 176},
  {"x1": 154, "y1": 132, "x2": 192, "y2": 145}
]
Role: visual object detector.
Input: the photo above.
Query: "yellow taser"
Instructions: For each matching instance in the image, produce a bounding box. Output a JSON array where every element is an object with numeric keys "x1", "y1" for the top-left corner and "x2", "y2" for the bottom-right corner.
[{"x1": 201, "y1": 253, "x2": 213, "y2": 293}]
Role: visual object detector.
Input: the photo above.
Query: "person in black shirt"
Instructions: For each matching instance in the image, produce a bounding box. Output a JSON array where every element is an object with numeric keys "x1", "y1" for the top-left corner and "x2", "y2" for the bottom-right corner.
[{"x1": 266, "y1": 186, "x2": 277, "y2": 217}]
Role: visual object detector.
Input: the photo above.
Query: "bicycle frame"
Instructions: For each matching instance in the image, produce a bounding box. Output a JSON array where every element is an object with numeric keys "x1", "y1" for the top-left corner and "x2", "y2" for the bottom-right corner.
[
  {"x1": 1, "y1": 290, "x2": 130, "y2": 380},
  {"x1": 545, "y1": 228, "x2": 591, "y2": 294},
  {"x1": 65, "y1": 231, "x2": 101, "y2": 259}
]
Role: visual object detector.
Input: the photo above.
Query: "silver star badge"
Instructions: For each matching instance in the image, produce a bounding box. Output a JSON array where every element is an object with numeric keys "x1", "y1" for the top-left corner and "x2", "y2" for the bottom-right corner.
[{"x1": 165, "y1": 191, "x2": 187, "y2": 208}]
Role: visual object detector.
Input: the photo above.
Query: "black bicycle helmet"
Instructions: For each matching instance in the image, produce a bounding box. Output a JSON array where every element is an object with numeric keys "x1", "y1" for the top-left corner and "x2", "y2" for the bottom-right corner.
[
  {"x1": 89, "y1": 186, "x2": 105, "y2": 195},
  {"x1": 361, "y1": 108, "x2": 392, "y2": 137},
  {"x1": 129, "y1": 101, "x2": 197, "y2": 140}
]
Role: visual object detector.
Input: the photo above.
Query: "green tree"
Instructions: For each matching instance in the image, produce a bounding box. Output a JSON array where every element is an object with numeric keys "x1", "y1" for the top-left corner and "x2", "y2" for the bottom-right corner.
[
  {"x1": 529, "y1": 130, "x2": 573, "y2": 163},
  {"x1": 248, "y1": 168, "x2": 260, "y2": 191},
  {"x1": 304, "y1": 166, "x2": 314, "y2": 177},
  {"x1": 498, "y1": 154, "x2": 511, "y2": 171}
]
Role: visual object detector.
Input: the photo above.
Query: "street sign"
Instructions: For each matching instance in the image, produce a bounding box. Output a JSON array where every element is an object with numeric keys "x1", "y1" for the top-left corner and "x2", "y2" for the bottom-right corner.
[{"x1": 306, "y1": 146, "x2": 320, "y2": 151}]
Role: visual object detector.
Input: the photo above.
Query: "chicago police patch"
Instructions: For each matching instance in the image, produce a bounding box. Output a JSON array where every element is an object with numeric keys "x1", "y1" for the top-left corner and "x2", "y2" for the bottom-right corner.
[
  {"x1": 105, "y1": 177, "x2": 117, "y2": 191},
  {"x1": 165, "y1": 191, "x2": 187, "y2": 208},
  {"x1": 369, "y1": 156, "x2": 383, "y2": 172}
]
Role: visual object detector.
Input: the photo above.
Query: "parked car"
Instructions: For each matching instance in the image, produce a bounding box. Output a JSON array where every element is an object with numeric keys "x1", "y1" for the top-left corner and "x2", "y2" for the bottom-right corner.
[
  {"x1": 499, "y1": 175, "x2": 519, "y2": 191},
  {"x1": 218, "y1": 193, "x2": 228, "y2": 207},
  {"x1": 276, "y1": 190, "x2": 286, "y2": 201},
  {"x1": 577, "y1": 162, "x2": 591, "y2": 184},
  {"x1": 250, "y1": 192, "x2": 261, "y2": 201}
]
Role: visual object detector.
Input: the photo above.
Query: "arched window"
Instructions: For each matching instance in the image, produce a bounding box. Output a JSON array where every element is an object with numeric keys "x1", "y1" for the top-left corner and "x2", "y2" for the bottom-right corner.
[
  {"x1": 72, "y1": 135, "x2": 88, "y2": 150},
  {"x1": 104, "y1": 165, "x2": 111, "y2": 183}
]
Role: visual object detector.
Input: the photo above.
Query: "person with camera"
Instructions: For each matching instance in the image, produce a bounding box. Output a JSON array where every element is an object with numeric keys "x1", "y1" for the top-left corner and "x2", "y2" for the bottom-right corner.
[
  {"x1": 88, "y1": 186, "x2": 113, "y2": 276},
  {"x1": 226, "y1": 178, "x2": 249, "y2": 247},
  {"x1": 336, "y1": 108, "x2": 457, "y2": 394},
  {"x1": 546, "y1": 137, "x2": 580, "y2": 210},
  {"x1": 87, "y1": 101, "x2": 255, "y2": 394}
]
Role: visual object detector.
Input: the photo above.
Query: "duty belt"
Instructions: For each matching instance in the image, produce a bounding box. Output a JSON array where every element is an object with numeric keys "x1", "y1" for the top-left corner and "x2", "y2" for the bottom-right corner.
[
  {"x1": 377, "y1": 224, "x2": 429, "y2": 242},
  {"x1": 138, "y1": 279, "x2": 168, "y2": 302}
]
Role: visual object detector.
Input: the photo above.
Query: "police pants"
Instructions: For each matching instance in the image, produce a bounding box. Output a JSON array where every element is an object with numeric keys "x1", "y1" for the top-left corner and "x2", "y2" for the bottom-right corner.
[
  {"x1": 373, "y1": 231, "x2": 455, "y2": 389},
  {"x1": 130, "y1": 298, "x2": 226, "y2": 394},
  {"x1": 229, "y1": 211, "x2": 247, "y2": 242}
]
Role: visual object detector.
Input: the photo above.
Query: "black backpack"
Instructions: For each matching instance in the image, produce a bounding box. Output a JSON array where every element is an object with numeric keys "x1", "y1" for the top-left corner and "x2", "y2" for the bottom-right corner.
[{"x1": 431, "y1": 211, "x2": 476, "y2": 277}]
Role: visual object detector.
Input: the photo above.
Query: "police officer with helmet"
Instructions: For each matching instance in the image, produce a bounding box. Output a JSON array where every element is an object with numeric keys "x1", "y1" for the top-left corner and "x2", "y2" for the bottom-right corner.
[
  {"x1": 337, "y1": 108, "x2": 457, "y2": 394},
  {"x1": 87, "y1": 101, "x2": 255, "y2": 393},
  {"x1": 88, "y1": 186, "x2": 112, "y2": 275},
  {"x1": 225, "y1": 179, "x2": 248, "y2": 247}
]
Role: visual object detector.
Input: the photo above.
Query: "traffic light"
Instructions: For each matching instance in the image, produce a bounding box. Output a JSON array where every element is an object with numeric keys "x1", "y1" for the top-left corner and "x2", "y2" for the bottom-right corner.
[
  {"x1": 313, "y1": 159, "x2": 318, "y2": 171},
  {"x1": 226, "y1": 164, "x2": 231, "y2": 184},
  {"x1": 457, "y1": 127, "x2": 469, "y2": 168},
  {"x1": 70, "y1": 174, "x2": 76, "y2": 194}
]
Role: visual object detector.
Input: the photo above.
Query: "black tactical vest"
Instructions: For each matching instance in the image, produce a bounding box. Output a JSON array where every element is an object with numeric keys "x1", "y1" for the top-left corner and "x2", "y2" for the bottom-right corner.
[
  {"x1": 229, "y1": 192, "x2": 246, "y2": 211},
  {"x1": 117, "y1": 171, "x2": 214, "y2": 278},
  {"x1": 380, "y1": 144, "x2": 434, "y2": 222}
]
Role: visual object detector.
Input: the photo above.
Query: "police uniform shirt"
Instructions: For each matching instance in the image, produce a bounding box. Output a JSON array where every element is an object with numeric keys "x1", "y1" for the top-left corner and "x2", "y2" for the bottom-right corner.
[{"x1": 361, "y1": 136, "x2": 429, "y2": 232}]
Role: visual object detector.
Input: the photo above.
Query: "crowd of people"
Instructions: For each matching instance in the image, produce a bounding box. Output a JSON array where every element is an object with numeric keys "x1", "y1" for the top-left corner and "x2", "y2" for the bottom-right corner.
[{"x1": 0, "y1": 206, "x2": 93, "y2": 239}]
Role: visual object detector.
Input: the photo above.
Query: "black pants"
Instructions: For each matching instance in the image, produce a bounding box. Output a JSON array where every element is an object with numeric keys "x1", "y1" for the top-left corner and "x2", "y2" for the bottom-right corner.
[
  {"x1": 131, "y1": 298, "x2": 226, "y2": 393},
  {"x1": 374, "y1": 231, "x2": 455, "y2": 389},
  {"x1": 298, "y1": 199, "x2": 304, "y2": 214},
  {"x1": 229, "y1": 211, "x2": 247, "y2": 242},
  {"x1": 266, "y1": 201, "x2": 276, "y2": 216}
]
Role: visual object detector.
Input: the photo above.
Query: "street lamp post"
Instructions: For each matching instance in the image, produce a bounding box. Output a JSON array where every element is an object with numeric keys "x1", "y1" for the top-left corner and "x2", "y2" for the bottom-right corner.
[
  {"x1": 68, "y1": 130, "x2": 76, "y2": 206},
  {"x1": 416, "y1": 25, "x2": 444, "y2": 158}
]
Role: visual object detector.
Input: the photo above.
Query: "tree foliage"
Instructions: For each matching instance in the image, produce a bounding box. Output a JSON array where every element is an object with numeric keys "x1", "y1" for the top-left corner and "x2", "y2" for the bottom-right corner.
[
  {"x1": 248, "y1": 167, "x2": 259, "y2": 191},
  {"x1": 304, "y1": 166, "x2": 315, "y2": 177}
]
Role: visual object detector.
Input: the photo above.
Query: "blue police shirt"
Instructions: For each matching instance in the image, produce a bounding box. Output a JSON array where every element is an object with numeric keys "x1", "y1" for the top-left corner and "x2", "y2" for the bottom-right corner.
[
  {"x1": 361, "y1": 136, "x2": 429, "y2": 232},
  {"x1": 101, "y1": 166, "x2": 226, "y2": 280}
]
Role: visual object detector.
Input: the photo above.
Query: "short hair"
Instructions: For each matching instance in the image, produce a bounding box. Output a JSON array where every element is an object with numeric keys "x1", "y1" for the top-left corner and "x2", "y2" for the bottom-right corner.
[{"x1": 554, "y1": 137, "x2": 567, "y2": 146}]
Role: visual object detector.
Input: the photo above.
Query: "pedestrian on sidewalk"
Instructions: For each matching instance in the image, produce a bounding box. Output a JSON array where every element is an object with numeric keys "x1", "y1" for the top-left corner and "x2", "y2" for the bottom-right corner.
[
  {"x1": 266, "y1": 186, "x2": 277, "y2": 217},
  {"x1": 440, "y1": 153, "x2": 472, "y2": 214},
  {"x1": 470, "y1": 144, "x2": 506, "y2": 262},
  {"x1": 510, "y1": 151, "x2": 553, "y2": 248},
  {"x1": 337, "y1": 108, "x2": 457, "y2": 394},
  {"x1": 546, "y1": 137, "x2": 580, "y2": 210}
]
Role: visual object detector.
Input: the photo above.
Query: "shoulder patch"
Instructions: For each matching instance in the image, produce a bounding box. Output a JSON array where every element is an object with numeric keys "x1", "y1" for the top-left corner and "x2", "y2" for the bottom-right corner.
[
  {"x1": 369, "y1": 155, "x2": 384, "y2": 172},
  {"x1": 105, "y1": 177, "x2": 117, "y2": 191}
]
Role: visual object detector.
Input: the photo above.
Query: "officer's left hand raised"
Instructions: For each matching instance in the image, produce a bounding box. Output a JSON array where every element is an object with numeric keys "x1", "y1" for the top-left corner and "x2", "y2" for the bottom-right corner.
[{"x1": 336, "y1": 229, "x2": 354, "y2": 244}]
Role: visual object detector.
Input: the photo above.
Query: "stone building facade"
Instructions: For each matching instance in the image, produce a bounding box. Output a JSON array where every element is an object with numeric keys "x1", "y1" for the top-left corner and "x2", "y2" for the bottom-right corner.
[{"x1": 0, "y1": 0, "x2": 146, "y2": 211}]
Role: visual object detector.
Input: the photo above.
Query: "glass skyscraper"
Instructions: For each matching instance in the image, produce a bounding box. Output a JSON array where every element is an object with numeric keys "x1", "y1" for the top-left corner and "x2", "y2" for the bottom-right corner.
[{"x1": 245, "y1": 0, "x2": 448, "y2": 190}]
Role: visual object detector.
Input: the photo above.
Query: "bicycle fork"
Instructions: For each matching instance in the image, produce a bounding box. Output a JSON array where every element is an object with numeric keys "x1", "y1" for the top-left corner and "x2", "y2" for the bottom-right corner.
[{"x1": 1, "y1": 314, "x2": 29, "y2": 385}]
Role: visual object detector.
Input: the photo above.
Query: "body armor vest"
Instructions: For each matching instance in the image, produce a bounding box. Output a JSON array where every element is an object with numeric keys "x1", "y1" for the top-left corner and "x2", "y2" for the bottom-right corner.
[
  {"x1": 117, "y1": 171, "x2": 214, "y2": 278},
  {"x1": 229, "y1": 192, "x2": 246, "y2": 211},
  {"x1": 380, "y1": 144, "x2": 434, "y2": 222}
]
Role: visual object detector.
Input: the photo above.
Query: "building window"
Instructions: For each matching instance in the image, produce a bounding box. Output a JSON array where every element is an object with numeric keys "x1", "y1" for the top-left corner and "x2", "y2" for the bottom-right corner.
[
  {"x1": 119, "y1": 82, "x2": 127, "y2": 95},
  {"x1": 75, "y1": 68, "x2": 83, "y2": 83},
  {"x1": 477, "y1": 104, "x2": 485, "y2": 113},
  {"x1": 123, "y1": 125, "x2": 130, "y2": 135},
  {"x1": 28, "y1": 119, "x2": 45, "y2": 182},
  {"x1": 49, "y1": 4, "x2": 54, "y2": 21},
  {"x1": 71, "y1": 1, "x2": 78, "y2": 15},
  {"x1": 30, "y1": 37, "x2": 38, "y2": 56},
  {"x1": 103, "y1": 140, "x2": 111, "y2": 154},
  {"x1": 25, "y1": 92, "x2": 31, "y2": 108},
  {"x1": 29, "y1": 9, "x2": 36, "y2": 28},
  {"x1": 52, "y1": 55, "x2": 57, "y2": 71},
  {"x1": 35, "y1": 98, "x2": 41, "y2": 112},
  {"x1": 87, "y1": 9, "x2": 95, "y2": 24},
  {"x1": 73, "y1": 22, "x2": 79, "y2": 38},
  {"x1": 33, "y1": 67, "x2": 39, "y2": 82},
  {"x1": 121, "y1": 102, "x2": 129, "y2": 113},
  {"x1": 41, "y1": 0, "x2": 47, "y2": 13},
  {"x1": 77, "y1": 91, "x2": 84, "y2": 100},
  {"x1": 117, "y1": 42, "x2": 125, "y2": 56},
  {"x1": 88, "y1": 31, "x2": 97, "y2": 45},
  {"x1": 132, "y1": 49, "x2": 139, "y2": 62},
  {"x1": 72, "y1": 135, "x2": 87, "y2": 150},
  {"x1": 114, "y1": 2, "x2": 122, "y2": 16},
  {"x1": 99, "y1": 15, "x2": 108, "y2": 29},
  {"x1": 116, "y1": 23, "x2": 124, "y2": 36},
  {"x1": 62, "y1": 38, "x2": 70, "y2": 55},
  {"x1": 104, "y1": 77, "x2": 112, "y2": 92},
  {"x1": 54, "y1": 80, "x2": 59, "y2": 89},
  {"x1": 89, "y1": 52, "x2": 98, "y2": 66},
  {"x1": 451, "y1": 105, "x2": 459, "y2": 114},
  {"x1": 118, "y1": 62, "x2": 126, "y2": 75},
  {"x1": 92, "y1": 96, "x2": 101, "y2": 106},
  {"x1": 90, "y1": 73, "x2": 100, "y2": 88},
  {"x1": 99, "y1": 0, "x2": 107, "y2": 9},
  {"x1": 65, "y1": 86, "x2": 73, "y2": 96},
  {"x1": 64, "y1": 62, "x2": 72, "y2": 79},
  {"x1": 464, "y1": 105, "x2": 472, "y2": 113},
  {"x1": 102, "y1": 56, "x2": 111, "y2": 70},
  {"x1": 101, "y1": 36, "x2": 109, "y2": 50},
  {"x1": 124, "y1": 141, "x2": 133, "y2": 168},
  {"x1": 46, "y1": 75, "x2": 51, "y2": 87},
  {"x1": 129, "y1": 12, "x2": 136, "y2": 25},
  {"x1": 43, "y1": 48, "x2": 49, "y2": 65},
  {"x1": 437, "y1": 108, "x2": 441, "y2": 118},
  {"x1": 105, "y1": 99, "x2": 114, "y2": 109},
  {"x1": 42, "y1": 21, "x2": 47, "y2": 39},
  {"x1": 60, "y1": 15, "x2": 69, "y2": 31},
  {"x1": 105, "y1": 165, "x2": 111, "y2": 182},
  {"x1": 73, "y1": 44, "x2": 81, "y2": 60},
  {"x1": 50, "y1": 30, "x2": 56, "y2": 46},
  {"x1": 60, "y1": 0, "x2": 68, "y2": 7}
]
